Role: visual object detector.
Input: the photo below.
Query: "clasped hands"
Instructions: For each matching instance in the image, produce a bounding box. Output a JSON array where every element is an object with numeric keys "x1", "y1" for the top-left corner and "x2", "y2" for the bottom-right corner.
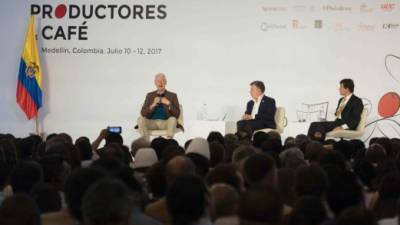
[{"x1": 150, "y1": 97, "x2": 170, "y2": 109}]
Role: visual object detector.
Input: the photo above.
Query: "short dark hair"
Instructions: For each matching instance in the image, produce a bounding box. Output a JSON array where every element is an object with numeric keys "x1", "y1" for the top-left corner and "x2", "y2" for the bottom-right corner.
[
  {"x1": 305, "y1": 141, "x2": 324, "y2": 162},
  {"x1": 99, "y1": 143, "x2": 131, "y2": 165},
  {"x1": 340, "y1": 79, "x2": 354, "y2": 93},
  {"x1": 91, "y1": 157, "x2": 123, "y2": 173},
  {"x1": 186, "y1": 153, "x2": 210, "y2": 178},
  {"x1": 39, "y1": 154, "x2": 70, "y2": 190},
  {"x1": 319, "y1": 150, "x2": 347, "y2": 171},
  {"x1": 0, "y1": 138, "x2": 18, "y2": 172},
  {"x1": 376, "y1": 137, "x2": 393, "y2": 157},
  {"x1": 250, "y1": 81, "x2": 265, "y2": 93},
  {"x1": 287, "y1": 196, "x2": 327, "y2": 225},
  {"x1": 64, "y1": 167, "x2": 109, "y2": 221},
  {"x1": 46, "y1": 142, "x2": 81, "y2": 169},
  {"x1": 17, "y1": 137, "x2": 36, "y2": 160},
  {"x1": 210, "y1": 184, "x2": 239, "y2": 218},
  {"x1": 209, "y1": 141, "x2": 225, "y2": 168},
  {"x1": 206, "y1": 164, "x2": 242, "y2": 192},
  {"x1": 10, "y1": 160, "x2": 43, "y2": 194},
  {"x1": 31, "y1": 182, "x2": 62, "y2": 213},
  {"x1": 326, "y1": 171, "x2": 363, "y2": 215},
  {"x1": 366, "y1": 144, "x2": 386, "y2": 164},
  {"x1": 75, "y1": 136, "x2": 93, "y2": 161},
  {"x1": 82, "y1": 178, "x2": 136, "y2": 225},
  {"x1": 224, "y1": 134, "x2": 240, "y2": 162},
  {"x1": 146, "y1": 161, "x2": 167, "y2": 199},
  {"x1": 353, "y1": 160, "x2": 376, "y2": 189},
  {"x1": 167, "y1": 175, "x2": 209, "y2": 225},
  {"x1": 207, "y1": 131, "x2": 225, "y2": 146},
  {"x1": 243, "y1": 153, "x2": 276, "y2": 187},
  {"x1": 232, "y1": 145, "x2": 255, "y2": 163},
  {"x1": 162, "y1": 145, "x2": 185, "y2": 162},
  {"x1": 295, "y1": 165, "x2": 328, "y2": 198},
  {"x1": 0, "y1": 194, "x2": 41, "y2": 225},
  {"x1": 238, "y1": 187, "x2": 283, "y2": 224},
  {"x1": 253, "y1": 132, "x2": 269, "y2": 149},
  {"x1": 334, "y1": 140, "x2": 356, "y2": 161}
]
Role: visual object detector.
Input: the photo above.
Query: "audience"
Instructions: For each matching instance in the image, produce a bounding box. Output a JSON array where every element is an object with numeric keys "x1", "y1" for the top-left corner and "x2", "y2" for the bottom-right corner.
[{"x1": 0, "y1": 131, "x2": 397, "y2": 225}]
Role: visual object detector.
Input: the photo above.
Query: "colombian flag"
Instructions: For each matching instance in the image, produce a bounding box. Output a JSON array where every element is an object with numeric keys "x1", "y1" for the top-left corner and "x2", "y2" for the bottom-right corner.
[{"x1": 16, "y1": 16, "x2": 42, "y2": 120}]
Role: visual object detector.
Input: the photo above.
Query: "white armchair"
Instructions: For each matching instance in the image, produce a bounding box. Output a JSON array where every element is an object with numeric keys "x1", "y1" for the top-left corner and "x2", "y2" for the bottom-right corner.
[
  {"x1": 254, "y1": 107, "x2": 286, "y2": 134},
  {"x1": 326, "y1": 108, "x2": 368, "y2": 139}
]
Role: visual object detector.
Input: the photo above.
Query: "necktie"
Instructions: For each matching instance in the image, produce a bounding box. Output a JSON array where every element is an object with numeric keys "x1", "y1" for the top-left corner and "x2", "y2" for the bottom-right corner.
[{"x1": 335, "y1": 98, "x2": 346, "y2": 117}]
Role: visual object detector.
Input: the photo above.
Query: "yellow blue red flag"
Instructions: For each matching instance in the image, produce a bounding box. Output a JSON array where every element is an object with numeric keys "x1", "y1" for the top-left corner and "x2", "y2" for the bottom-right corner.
[{"x1": 16, "y1": 16, "x2": 42, "y2": 120}]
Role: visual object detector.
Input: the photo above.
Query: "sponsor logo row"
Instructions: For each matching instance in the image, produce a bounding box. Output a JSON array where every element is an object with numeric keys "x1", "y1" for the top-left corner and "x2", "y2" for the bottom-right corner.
[
  {"x1": 260, "y1": 20, "x2": 399, "y2": 32},
  {"x1": 261, "y1": 3, "x2": 398, "y2": 13}
]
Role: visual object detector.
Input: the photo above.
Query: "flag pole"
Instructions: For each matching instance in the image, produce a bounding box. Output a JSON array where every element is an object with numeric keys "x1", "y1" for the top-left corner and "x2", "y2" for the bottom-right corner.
[{"x1": 35, "y1": 114, "x2": 40, "y2": 135}]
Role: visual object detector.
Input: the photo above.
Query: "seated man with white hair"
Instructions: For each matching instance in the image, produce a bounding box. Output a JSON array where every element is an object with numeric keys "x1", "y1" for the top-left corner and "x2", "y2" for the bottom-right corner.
[{"x1": 138, "y1": 73, "x2": 182, "y2": 138}]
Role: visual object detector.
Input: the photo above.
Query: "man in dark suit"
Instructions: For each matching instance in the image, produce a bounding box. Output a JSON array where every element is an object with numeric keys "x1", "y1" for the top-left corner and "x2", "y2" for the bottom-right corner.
[
  {"x1": 138, "y1": 73, "x2": 182, "y2": 138},
  {"x1": 237, "y1": 81, "x2": 277, "y2": 136},
  {"x1": 307, "y1": 79, "x2": 364, "y2": 141}
]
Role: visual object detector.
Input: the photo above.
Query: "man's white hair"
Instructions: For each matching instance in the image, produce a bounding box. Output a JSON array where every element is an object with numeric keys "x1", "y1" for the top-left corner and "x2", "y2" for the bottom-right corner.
[{"x1": 155, "y1": 73, "x2": 167, "y2": 81}]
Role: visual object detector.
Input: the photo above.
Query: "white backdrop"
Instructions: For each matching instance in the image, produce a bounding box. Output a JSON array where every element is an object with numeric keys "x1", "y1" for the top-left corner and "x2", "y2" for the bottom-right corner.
[{"x1": 1, "y1": 0, "x2": 400, "y2": 144}]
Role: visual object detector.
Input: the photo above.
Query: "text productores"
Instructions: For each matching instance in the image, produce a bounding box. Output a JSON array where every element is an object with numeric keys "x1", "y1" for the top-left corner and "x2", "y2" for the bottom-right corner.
[{"x1": 31, "y1": 4, "x2": 168, "y2": 40}]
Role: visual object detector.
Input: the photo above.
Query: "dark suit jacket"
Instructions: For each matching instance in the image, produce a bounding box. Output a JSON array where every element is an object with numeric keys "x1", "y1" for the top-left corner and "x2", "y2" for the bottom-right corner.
[
  {"x1": 140, "y1": 90, "x2": 183, "y2": 129},
  {"x1": 245, "y1": 95, "x2": 277, "y2": 129},
  {"x1": 334, "y1": 94, "x2": 364, "y2": 130}
]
